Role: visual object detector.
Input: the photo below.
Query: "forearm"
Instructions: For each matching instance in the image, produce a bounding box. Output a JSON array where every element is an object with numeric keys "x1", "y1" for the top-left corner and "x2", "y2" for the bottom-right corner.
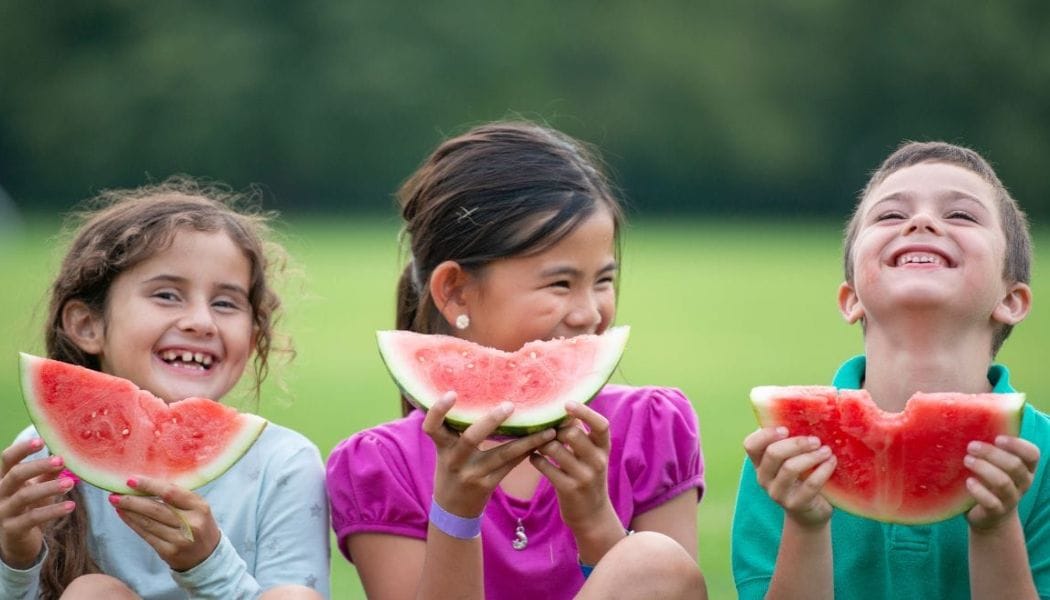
[
  {"x1": 969, "y1": 513, "x2": 1038, "y2": 600},
  {"x1": 766, "y1": 517, "x2": 833, "y2": 600},
  {"x1": 572, "y1": 504, "x2": 628, "y2": 566},
  {"x1": 417, "y1": 524, "x2": 485, "y2": 600}
]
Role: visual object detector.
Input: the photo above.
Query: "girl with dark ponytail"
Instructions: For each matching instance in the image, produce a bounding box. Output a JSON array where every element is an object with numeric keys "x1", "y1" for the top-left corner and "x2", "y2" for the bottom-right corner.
[{"x1": 328, "y1": 121, "x2": 708, "y2": 599}]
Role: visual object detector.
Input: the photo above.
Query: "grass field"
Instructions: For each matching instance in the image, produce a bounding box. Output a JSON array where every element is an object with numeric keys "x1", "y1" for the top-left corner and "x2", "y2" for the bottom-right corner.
[{"x1": 2, "y1": 218, "x2": 1047, "y2": 599}]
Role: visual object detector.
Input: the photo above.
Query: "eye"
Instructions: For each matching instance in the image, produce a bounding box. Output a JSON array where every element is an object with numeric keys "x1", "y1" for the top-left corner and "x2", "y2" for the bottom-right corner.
[
  {"x1": 152, "y1": 291, "x2": 180, "y2": 302},
  {"x1": 946, "y1": 210, "x2": 978, "y2": 222},
  {"x1": 212, "y1": 298, "x2": 244, "y2": 311},
  {"x1": 875, "y1": 211, "x2": 907, "y2": 222},
  {"x1": 549, "y1": 280, "x2": 571, "y2": 289}
]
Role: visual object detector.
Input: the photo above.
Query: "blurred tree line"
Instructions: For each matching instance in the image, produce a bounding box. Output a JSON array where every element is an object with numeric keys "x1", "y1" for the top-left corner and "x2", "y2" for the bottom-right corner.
[{"x1": 2, "y1": 0, "x2": 1049, "y2": 219}]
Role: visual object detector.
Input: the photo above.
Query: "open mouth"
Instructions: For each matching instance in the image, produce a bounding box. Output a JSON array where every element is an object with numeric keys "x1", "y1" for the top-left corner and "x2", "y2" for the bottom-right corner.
[
  {"x1": 891, "y1": 248, "x2": 955, "y2": 268},
  {"x1": 158, "y1": 349, "x2": 215, "y2": 371}
]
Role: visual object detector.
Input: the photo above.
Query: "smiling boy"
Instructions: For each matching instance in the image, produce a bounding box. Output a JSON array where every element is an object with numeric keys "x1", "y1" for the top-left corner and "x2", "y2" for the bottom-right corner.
[{"x1": 732, "y1": 142, "x2": 1050, "y2": 599}]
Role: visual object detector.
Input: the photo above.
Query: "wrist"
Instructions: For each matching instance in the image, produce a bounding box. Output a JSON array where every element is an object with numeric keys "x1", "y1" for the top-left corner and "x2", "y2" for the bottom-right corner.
[
  {"x1": 569, "y1": 505, "x2": 625, "y2": 565},
  {"x1": 0, "y1": 541, "x2": 44, "y2": 570},
  {"x1": 429, "y1": 498, "x2": 483, "y2": 540}
]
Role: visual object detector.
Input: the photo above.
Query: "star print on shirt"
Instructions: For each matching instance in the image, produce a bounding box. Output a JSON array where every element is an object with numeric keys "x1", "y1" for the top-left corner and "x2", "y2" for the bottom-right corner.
[
  {"x1": 310, "y1": 503, "x2": 323, "y2": 518},
  {"x1": 305, "y1": 574, "x2": 317, "y2": 589}
]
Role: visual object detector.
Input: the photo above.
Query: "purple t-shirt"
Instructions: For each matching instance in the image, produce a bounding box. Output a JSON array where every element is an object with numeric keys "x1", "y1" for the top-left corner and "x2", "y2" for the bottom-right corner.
[{"x1": 326, "y1": 384, "x2": 704, "y2": 600}]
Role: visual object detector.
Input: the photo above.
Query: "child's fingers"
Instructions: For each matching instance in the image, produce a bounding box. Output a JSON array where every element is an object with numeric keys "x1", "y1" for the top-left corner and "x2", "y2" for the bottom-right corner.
[
  {"x1": 754, "y1": 436, "x2": 822, "y2": 487},
  {"x1": 967, "y1": 440, "x2": 1035, "y2": 496},
  {"x1": 966, "y1": 477, "x2": 1006, "y2": 516},
  {"x1": 421, "y1": 392, "x2": 460, "y2": 449},
  {"x1": 529, "y1": 452, "x2": 573, "y2": 488},
  {"x1": 963, "y1": 455, "x2": 1022, "y2": 508},
  {"x1": 115, "y1": 506, "x2": 180, "y2": 553},
  {"x1": 1, "y1": 499, "x2": 76, "y2": 533},
  {"x1": 0, "y1": 455, "x2": 65, "y2": 497},
  {"x1": 0, "y1": 438, "x2": 46, "y2": 478},
  {"x1": 484, "y1": 429, "x2": 556, "y2": 468},
  {"x1": 564, "y1": 401, "x2": 610, "y2": 449},
  {"x1": 455, "y1": 402, "x2": 515, "y2": 451},
  {"x1": 993, "y1": 436, "x2": 1040, "y2": 473},
  {"x1": 782, "y1": 455, "x2": 837, "y2": 512},
  {"x1": 743, "y1": 427, "x2": 788, "y2": 465},
  {"x1": 4, "y1": 475, "x2": 76, "y2": 512},
  {"x1": 765, "y1": 445, "x2": 832, "y2": 500}
]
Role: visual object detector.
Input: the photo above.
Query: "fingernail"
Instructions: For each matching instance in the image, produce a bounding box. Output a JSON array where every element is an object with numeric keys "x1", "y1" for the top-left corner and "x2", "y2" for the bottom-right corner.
[
  {"x1": 58, "y1": 477, "x2": 76, "y2": 491},
  {"x1": 968, "y1": 441, "x2": 982, "y2": 453},
  {"x1": 995, "y1": 435, "x2": 1008, "y2": 446},
  {"x1": 819, "y1": 445, "x2": 831, "y2": 456},
  {"x1": 544, "y1": 428, "x2": 557, "y2": 439},
  {"x1": 49, "y1": 456, "x2": 64, "y2": 467},
  {"x1": 108, "y1": 494, "x2": 121, "y2": 506},
  {"x1": 499, "y1": 401, "x2": 513, "y2": 414},
  {"x1": 63, "y1": 501, "x2": 76, "y2": 512},
  {"x1": 565, "y1": 401, "x2": 580, "y2": 410},
  {"x1": 808, "y1": 436, "x2": 821, "y2": 447},
  {"x1": 964, "y1": 455, "x2": 976, "y2": 467},
  {"x1": 775, "y1": 427, "x2": 789, "y2": 437},
  {"x1": 126, "y1": 477, "x2": 139, "y2": 489},
  {"x1": 30, "y1": 438, "x2": 44, "y2": 450}
]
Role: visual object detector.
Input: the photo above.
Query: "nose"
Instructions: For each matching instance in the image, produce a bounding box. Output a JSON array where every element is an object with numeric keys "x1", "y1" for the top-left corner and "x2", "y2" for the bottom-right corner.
[
  {"x1": 903, "y1": 211, "x2": 942, "y2": 236},
  {"x1": 566, "y1": 290, "x2": 605, "y2": 331},
  {"x1": 178, "y1": 300, "x2": 218, "y2": 337}
]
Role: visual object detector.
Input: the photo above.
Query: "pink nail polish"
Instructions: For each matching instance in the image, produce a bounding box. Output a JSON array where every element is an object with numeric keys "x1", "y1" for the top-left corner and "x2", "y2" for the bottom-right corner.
[
  {"x1": 63, "y1": 501, "x2": 76, "y2": 512},
  {"x1": 108, "y1": 494, "x2": 121, "y2": 506},
  {"x1": 58, "y1": 477, "x2": 75, "y2": 491},
  {"x1": 50, "y1": 456, "x2": 64, "y2": 467},
  {"x1": 29, "y1": 438, "x2": 44, "y2": 450},
  {"x1": 126, "y1": 477, "x2": 139, "y2": 489}
]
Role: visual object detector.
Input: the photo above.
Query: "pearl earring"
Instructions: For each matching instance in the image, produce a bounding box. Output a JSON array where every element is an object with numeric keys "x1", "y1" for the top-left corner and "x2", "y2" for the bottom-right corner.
[{"x1": 455, "y1": 314, "x2": 470, "y2": 330}]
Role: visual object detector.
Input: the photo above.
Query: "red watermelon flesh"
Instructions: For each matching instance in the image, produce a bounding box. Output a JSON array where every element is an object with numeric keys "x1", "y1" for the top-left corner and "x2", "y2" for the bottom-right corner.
[
  {"x1": 20, "y1": 353, "x2": 267, "y2": 495},
  {"x1": 377, "y1": 326, "x2": 629, "y2": 435},
  {"x1": 750, "y1": 386, "x2": 1025, "y2": 524}
]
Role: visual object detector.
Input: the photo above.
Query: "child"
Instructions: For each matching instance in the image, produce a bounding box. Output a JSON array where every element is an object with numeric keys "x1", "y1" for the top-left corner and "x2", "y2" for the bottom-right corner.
[
  {"x1": 0, "y1": 178, "x2": 329, "y2": 599},
  {"x1": 326, "y1": 121, "x2": 707, "y2": 599},
  {"x1": 732, "y1": 141, "x2": 1049, "y2": 598}
]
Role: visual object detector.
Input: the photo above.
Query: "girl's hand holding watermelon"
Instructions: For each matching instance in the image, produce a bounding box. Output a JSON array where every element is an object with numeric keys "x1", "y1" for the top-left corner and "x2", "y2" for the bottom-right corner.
[
  {"x1": 530, "y1": 401, "x2": 623, "y2": 563},
  {"x1": 964, "y1": 435, "x2": 1040, "y2": 530},
  {"x1": 424, "y1": 392, "x2": 557, "y2": 518},
  {"x1": 109, "y1": 476, "x2": 222, "y2": 572},
  {"x1": 0, "y1": 438, "x2": 76, "y2": 569},
  {"x1": 743, "y1": 427, "x2": 837, "y2": 527}
]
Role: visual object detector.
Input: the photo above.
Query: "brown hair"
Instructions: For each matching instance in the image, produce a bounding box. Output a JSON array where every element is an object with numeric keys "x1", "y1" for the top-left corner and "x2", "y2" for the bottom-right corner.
[
  {"x1": 843, "y1": 141, "x2": 1032, "y2": 355},
  {"x1": 395, "y1": 121, "x2": 625, "y2": 415},
  {"x1": 38, "y1": 175, "x2": 288, "y2": 598}
]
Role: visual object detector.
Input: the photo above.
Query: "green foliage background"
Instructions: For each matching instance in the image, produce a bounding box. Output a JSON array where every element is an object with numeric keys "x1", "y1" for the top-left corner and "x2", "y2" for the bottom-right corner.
[
  {"x1": 2, "y1": 220, "x2": 1047, "y2": 598},
  {"x1": 2, "y1": 2, "x2": 1050, "y2": 217}
]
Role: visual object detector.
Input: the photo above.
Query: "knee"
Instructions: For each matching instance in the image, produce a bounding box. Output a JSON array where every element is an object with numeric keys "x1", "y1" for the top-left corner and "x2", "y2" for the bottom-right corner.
[
  {"x1": 259, "y1": 584, "x2": 326, "y2": 600},
  {"x1": 604, "y1": 531, "x2": 706, "y2": 598},
  {"x1": 60, "y1": 574, "x2": 137, "y2": 599}
]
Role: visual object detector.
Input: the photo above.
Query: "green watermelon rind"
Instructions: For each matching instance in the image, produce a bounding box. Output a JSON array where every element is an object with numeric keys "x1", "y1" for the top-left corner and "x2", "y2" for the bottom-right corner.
[
  {"x1": 19, "y1": 352, "x2": 268, "y2": 496},
  {"x1": 749, "y1": 385, "x2": 1026, "y2": 525},
  {"x1": 377, "y1": 326, "x2": 630, "y2": 436}
]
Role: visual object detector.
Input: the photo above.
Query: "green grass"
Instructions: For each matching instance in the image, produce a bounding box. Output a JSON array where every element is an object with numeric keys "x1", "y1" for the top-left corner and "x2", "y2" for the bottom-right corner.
[{"x1": 2, "y1": 218, "x2": 1048, "y2": 599}]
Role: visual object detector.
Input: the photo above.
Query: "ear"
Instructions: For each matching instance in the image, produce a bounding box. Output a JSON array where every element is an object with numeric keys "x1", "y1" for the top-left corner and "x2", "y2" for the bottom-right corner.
[
  {"x1": 429, "y1": 260, "x2": 474, "y2": 330},
  {"x1": 837, "y1": 281, "x2": 865, "y2": 324},
  {"x1": 61, "y1": 300, "x2": 106, "y2": 355},
  {"x1": 991, "y1": 281, "x2": 1032, "y2": 326}
]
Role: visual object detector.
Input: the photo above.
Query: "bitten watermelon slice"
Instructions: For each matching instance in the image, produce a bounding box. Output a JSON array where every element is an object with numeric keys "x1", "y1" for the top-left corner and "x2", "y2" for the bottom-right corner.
[
  {"x1": 750, "y1": 386, "x2": 1025, "y2": 524},
  {"x1": 19, "y1": 353, "x2": 267, "y2": 495},
  {"x1": 377, "y1": 326, "x2": 629, "y2": 436}
]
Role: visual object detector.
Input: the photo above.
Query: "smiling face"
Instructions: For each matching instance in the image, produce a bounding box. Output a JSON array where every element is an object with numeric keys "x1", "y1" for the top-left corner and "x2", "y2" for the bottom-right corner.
[
  {"x1": 842, "y1": 161, "x2": 1014, "y2": 325},
  {"x1": 458, "y1": 209, "x2": 617, "y2": 352},
  {"x1": 82, "y1": 229, "x2": 255, "y2": 403}
]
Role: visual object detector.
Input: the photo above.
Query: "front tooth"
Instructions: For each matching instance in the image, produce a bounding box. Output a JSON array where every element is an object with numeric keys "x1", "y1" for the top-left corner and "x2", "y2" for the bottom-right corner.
[
  {"x1": 182, "y1": 351, "x2": 193, "y2": 362},
  {"x1": 202, "y1": 355, "x2": 213, "y2": 366},
  {"x1": 164, "y1": 350, "x2": 177, "y2": 361},
  {"x1": 194, "y1": 352, "x2": 204, "y2": 364}
]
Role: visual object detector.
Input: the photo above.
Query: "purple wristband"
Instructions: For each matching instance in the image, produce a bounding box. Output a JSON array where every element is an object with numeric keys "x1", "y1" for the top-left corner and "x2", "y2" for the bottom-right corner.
[{"x1": 429, "y1": 498, "x2": 482, "y2": 540}]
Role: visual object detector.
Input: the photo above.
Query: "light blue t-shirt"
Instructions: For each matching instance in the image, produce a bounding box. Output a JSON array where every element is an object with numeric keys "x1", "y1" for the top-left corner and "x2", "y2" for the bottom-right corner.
[
  {"x1": 1, "y1": 422, "x2": 330, "y2": 600},
  {"x1": 732, "y1": 356, "x2": 1050, "y2": 600}
]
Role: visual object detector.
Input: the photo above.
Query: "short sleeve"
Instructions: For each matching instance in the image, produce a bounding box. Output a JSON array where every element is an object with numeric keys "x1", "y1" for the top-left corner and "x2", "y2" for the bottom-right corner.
[
  {"x1": 1020, "y1": 406, "x2": 1050, "y2": 598},
  {"x1": 326, "y1": 418, "x2": 433, "y2": 562},
  {"x1": 609, "y1": 386, "x2": 704, "y2": 514}
]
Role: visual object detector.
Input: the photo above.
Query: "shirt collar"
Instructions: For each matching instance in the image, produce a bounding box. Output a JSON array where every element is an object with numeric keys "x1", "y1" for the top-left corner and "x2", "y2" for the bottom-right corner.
[{"x1": 832, "y1": 355, "x2": 1014, "y2": 393}]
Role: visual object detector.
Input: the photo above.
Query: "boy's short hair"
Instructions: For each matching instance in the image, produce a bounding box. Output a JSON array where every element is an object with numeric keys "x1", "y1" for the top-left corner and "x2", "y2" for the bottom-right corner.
[{"x1": 843, "y1": 141, "x2": 1032, "y2": 355}]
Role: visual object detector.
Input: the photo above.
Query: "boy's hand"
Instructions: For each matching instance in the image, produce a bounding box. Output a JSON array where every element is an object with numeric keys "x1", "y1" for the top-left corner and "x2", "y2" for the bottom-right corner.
[
  {"x1": 110, "y1": 476, "x2": 221, "y2": 572},
  {"x1": 0, "y1": 439, "x2": 76, "y2": 569},
  {"x1": 964, "y1": 435, "x2": 1040, "y2": 531},
  {"x1": 744, "y1": 427, "x2": 837, "y2": 528},
  {"x1": 425, "y1": 392, "x2": 556, "y2": 519}
]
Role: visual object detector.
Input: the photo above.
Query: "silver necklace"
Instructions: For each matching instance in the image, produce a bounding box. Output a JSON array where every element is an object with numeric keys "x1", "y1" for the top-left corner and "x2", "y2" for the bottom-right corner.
[{"x1": 512, "y1": 518, "x2": 528, "y2": 550}]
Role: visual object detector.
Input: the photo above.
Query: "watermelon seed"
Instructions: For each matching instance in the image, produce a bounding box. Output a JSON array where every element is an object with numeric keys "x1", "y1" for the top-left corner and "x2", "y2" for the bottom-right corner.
[
  {"x1": 529, "y1": 352, "x2": 537, "y2": 359},
  {"x1": 154, "y1": 430, "x2": 161, "y2": 437},
  {"x1": 91, "y1": 411, "x2": 97, "y2": 418},
  {"x1": 418, "y1": 356, "x2": 426, "y2": 363},
  {"x1": 121, "y1": 428, "x2": 129, "y2": 436},
  {"x1": 509, "y1": 361, "x2": 517, "y2": 368},
  {"x1": 102, "y1": 409, "x2": 108, "y2": 416},
  {"x1": 467, "y1": 363, "x2": 474, "y2": 369}
]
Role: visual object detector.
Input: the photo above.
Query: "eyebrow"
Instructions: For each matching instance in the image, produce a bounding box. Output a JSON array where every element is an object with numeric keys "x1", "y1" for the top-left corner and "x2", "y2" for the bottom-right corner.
[
  {"x1": 142, "y1": 274, "x2": 250, "y2": 297},
  {"x1": 868, "y1": 190, "x2": 990, "y2": 212},
  {"x1": 539, "y1": 261, "x2": 618, "y2": 278}
]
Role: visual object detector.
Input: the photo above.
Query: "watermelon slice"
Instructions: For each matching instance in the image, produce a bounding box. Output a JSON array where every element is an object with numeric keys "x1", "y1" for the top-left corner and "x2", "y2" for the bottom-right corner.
[
  {"x1": 19, "y1": 353, "x2": 267, "y2": 495},
  {"x1": 750, "y1": 386, "x2": 1025, "y2": 524},
  {"x1": 377, "y1": 326, "x2": 630, "y2": 436}
]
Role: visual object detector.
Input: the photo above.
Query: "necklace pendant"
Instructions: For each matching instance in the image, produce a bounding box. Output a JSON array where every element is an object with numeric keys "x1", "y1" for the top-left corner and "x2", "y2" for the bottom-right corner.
[{"x1": 512, "y1": 518, "x2": 528, "y2": 550}]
